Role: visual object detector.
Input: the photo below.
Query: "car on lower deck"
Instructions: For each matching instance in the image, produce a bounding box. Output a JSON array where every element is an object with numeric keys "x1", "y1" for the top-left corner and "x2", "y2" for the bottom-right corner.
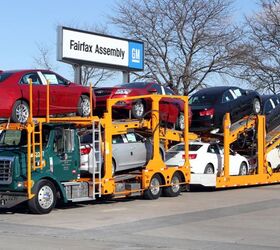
[
  {"x1": 165, "y1": 141, "x2": 249, "y2": 176},
  {"x1": 79, "y1": 131, "x2": 165, "y2": 175},
  {"x1": 189, "y1": 86, "x2": 261, "y2": 132},
  {"x1": 0, "y1": 69, "x2": 95, "y2": 123},
  {"x1": 94, "y1": 82, "x2": 191, "y2": 130}
]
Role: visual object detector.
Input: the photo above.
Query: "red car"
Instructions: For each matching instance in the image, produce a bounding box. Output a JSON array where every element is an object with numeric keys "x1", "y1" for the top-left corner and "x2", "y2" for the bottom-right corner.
[
  {"x1": 94, "y1": 82, "x2": 191, "y2": 130},
  {"x1": 0, "y1": 69, "x2": 94, "y2": 123}
]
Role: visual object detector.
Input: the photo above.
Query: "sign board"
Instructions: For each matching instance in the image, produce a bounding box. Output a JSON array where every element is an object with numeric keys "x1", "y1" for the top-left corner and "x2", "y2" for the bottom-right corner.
[{"x1": 57, "y1": 26, "x2": 144, "y2": 71}]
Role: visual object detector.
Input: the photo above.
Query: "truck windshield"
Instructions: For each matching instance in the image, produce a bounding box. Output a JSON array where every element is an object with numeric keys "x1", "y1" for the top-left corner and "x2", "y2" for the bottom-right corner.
[
  {"x1": 0, "y1": 128, "x2": 50, "y2": 147},
  {"x1": 0, "y1": 130, "x2": 27, "y2": 146}
]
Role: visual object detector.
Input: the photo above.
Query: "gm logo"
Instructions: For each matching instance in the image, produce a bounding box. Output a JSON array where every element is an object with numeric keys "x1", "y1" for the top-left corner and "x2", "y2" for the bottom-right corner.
[
  {"x1": 132, "y1": 48, "x2": 140, "y2": 63},
  {"x1": 129, "y1": 41, "x2": 144, "y2": 70}
]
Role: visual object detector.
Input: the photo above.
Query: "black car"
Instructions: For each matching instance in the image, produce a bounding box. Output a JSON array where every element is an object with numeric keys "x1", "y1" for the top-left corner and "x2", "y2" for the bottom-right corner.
[
  {"x1": 261, "y1": 95, "x2": 280, "y2": 132},
  {"x1": 189, "y1": 86, "x2": 261, "y2": 132}
]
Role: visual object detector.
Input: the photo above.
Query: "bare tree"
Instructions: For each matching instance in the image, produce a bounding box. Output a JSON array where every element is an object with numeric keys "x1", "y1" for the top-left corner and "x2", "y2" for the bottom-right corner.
[
  {"x1": 33, "y1": 44, "x2": 57, "y2": 71},
  {"x1": 236, "y1": 0, "x2": 280, "y2": 94},
  {"x1": 81, "y1": 66, "x2": 114, "y2": 86},
  {"x1": 112, "y1": 0, "x2": 243, "y2": 94}
]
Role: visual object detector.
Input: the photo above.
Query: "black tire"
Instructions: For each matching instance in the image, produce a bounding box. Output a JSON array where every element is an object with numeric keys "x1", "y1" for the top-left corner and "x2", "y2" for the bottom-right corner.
[
  {"x1": 204, "y1": 164, "x2": 214, "y2": 174},
  {"x1": 28, "y1": 179, "x2": 57, "y2": 214},
  {"x1": 112, "y1": 159, "x2": 116, "y2": 176},
  {"x1": 163, "y1": 172, "x2": 182, "y2": 197},
  {"x1": 144, "y1": 174, "x2": 162, "y2": 200},
  {"x1": 252, "y1": 98, "x2": 261, "y2": 114},
  {"x1": 239, "y1": 162, "x2": 248, "y2": 176},
  {"x1": 159, "y1": 149, "x2": 165, "y2": 161},
  {"x1": 77, "y1": 95, "x2": 90, "y2": 117},
  {"x1": 11, "y1": 100, "x2": 29, "y2": 123},
  {"x1": 176, "y1": 112, "x2": 185, "y2": 131},
  {"x1": 131, "y1": 100, "x2": 145, "y2": 119}
]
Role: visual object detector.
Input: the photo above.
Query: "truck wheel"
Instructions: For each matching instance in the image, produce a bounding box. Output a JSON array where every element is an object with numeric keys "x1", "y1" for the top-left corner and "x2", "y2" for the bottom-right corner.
[
  {"x1": 144, "y1": 174, "x2": 162, "y2": 200},
  {"x1": 77, "y1": 95, "x2": 90, "y2": 117},
  {"x1": 131, "y1": 100, "x2": 145, "y2": 119},
  {"x1": 163, "y1": 172, "x2": 181, "y2": 197},
  {"x1": 11, "y1": 100, "x2": 29, "y2": 123},
  {"x1": 28, "y1": 179, "x2": 57, "y2": 214}
]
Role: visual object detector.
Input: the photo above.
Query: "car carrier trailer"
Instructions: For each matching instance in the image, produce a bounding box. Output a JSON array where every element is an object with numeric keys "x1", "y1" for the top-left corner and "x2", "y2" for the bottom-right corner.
[
  {"x1": 0, "y1": 81, "x2": 191, "y2": 214},
  {"x1": 190, "y1": 113, "x2": 280, "y2": 188}
]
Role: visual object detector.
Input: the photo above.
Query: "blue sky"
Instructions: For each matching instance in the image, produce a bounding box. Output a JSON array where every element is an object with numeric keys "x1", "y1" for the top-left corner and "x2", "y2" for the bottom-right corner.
[{"x1": 0, "y1": 0, "x2": 259, "y2": 86}]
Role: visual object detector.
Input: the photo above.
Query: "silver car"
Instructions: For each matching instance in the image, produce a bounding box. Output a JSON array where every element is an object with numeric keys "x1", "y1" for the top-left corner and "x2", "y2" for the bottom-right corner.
[{"x1": 79, "y1": 131, "x2": 165, "y2": 175}]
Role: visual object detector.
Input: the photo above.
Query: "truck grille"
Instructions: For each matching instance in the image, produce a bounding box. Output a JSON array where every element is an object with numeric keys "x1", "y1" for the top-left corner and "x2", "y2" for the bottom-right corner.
[{"x1": 0, "y1": 158, "x2": 13, "y2": 185}]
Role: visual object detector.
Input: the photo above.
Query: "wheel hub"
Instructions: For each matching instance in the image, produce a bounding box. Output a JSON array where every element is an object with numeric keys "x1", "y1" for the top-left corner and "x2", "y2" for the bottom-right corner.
[
  {"x1": 150, "y1": 178, "x2": 160, "y2": 195},
  {"x1": 16, "y1": 104, "x2": 29, "y2": 123},
  {"x1": 81, "y1": 98, "x2": 90, "y2": 116},
  {"x1": 38, "y1": 185, "x2": 54, "y2": 209}
]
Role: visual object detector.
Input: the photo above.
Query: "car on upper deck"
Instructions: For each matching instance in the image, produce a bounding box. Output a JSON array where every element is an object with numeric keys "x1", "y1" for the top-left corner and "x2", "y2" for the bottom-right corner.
[
  {"x1": 0, "y1": 69, "x2": 95, "y2": 123},
  {"x1": 94, "y1": 82, "x2": 191, "y2": 130},
  {"x1": 260, "y1": 95, "x2": 280, "y2": 132},
  {"x1": 189, "y1": 86, "x2": 261, "y2": 132}
]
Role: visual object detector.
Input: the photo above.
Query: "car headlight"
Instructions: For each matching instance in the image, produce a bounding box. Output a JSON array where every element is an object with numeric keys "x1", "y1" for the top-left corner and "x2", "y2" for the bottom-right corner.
[{"x1": 115, "y1": 89, "x2": 132, "y2": 95}]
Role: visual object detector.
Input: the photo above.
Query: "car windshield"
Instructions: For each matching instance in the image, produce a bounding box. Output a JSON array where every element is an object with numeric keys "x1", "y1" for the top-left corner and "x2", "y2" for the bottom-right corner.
[
  {"x1": 0, "y1": 72, "x2": 13, "y2": 82},
  {"x1": 189, "y1": 94, "x2": 217, "y2": 105},
  {"x1": 117, "y1": 82, "x2": 150, "y2": 89}
]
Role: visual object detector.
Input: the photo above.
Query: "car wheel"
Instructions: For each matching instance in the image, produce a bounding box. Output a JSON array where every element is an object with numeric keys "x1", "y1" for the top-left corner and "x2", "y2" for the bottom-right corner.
[
  {"x1": 131, "y1": 100, "x2": 145, "y2": 119},
  {"x1": 204, "y1": 164, "x2": 214, "y2": 174},
  {"x1": 252, "y1": 98, "x2": 261, "y2": 114},
  {"x1": 28, "y1": 179, "x2": 57, "y2": 214},
  {"x1": 163, "y1": 172, "x2": 181, "y2": 197},
  {"x1": 11, "y1": 100, "x2": 29, "y2": 123},
  {"x1": 176, "y1": 112, "x2": 185, "y2": 131},
  {"x1": 144, "y1": 174, "x2": 162, "y2": 200},
  {"x1": 239, "y1": 162, "x2": 248, "y2": 176},
  {"x1": 112, "y1": 160, "x2": 116, "y2": 176},
  {"x1": 77, "y1": 95, "x2": 90, "y2": 117}
]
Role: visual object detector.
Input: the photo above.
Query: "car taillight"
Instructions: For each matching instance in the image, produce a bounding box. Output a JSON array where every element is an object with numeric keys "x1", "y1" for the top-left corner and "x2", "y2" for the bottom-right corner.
[
  {"x1": 183, "y1": 154, "x2": 197, "y2": 159},
  {"x1": 81, "y1": 147, "x2": 91, "y2": 155},
  {"x1": 199, "y1": 108, "x2": 214, "y2": 116},
  {"x1": 189, "y1": 154, "x2": 197, "y2": 159}
]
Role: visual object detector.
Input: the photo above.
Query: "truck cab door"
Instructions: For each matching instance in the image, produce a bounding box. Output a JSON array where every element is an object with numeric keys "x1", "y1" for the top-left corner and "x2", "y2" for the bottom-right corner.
[{"x1": 50, "y1": 128, "x2": 79, "y2": 181}]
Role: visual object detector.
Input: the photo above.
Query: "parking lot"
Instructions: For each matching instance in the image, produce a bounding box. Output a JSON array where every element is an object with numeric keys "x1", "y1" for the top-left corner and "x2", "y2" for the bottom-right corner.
[{"x1": 1, "y1": 185, "x2": 280, "y2": 250}]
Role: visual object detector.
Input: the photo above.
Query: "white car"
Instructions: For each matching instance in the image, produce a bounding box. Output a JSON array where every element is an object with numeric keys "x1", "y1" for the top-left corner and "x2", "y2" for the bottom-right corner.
[
  {"x1": 249, "y1": 146, "x2": 280, "y2": 171},
  {"x1": 165, "y1": 141, "x2": 249, "y2": 175},
  {"x1": 267, "y1": 147, "x2": 280, "y2": 170}
]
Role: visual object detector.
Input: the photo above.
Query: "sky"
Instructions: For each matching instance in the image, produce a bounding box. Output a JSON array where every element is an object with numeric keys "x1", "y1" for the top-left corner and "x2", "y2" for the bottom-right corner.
[{"x1": 0, "y1": 0, "x2": 259, "y2": 86}]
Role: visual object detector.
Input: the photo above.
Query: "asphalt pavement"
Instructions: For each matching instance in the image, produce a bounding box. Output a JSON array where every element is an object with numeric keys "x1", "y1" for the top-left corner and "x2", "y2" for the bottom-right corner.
[{"x1": 1, "y1": 184, "x2": 280, "y2": 250}]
